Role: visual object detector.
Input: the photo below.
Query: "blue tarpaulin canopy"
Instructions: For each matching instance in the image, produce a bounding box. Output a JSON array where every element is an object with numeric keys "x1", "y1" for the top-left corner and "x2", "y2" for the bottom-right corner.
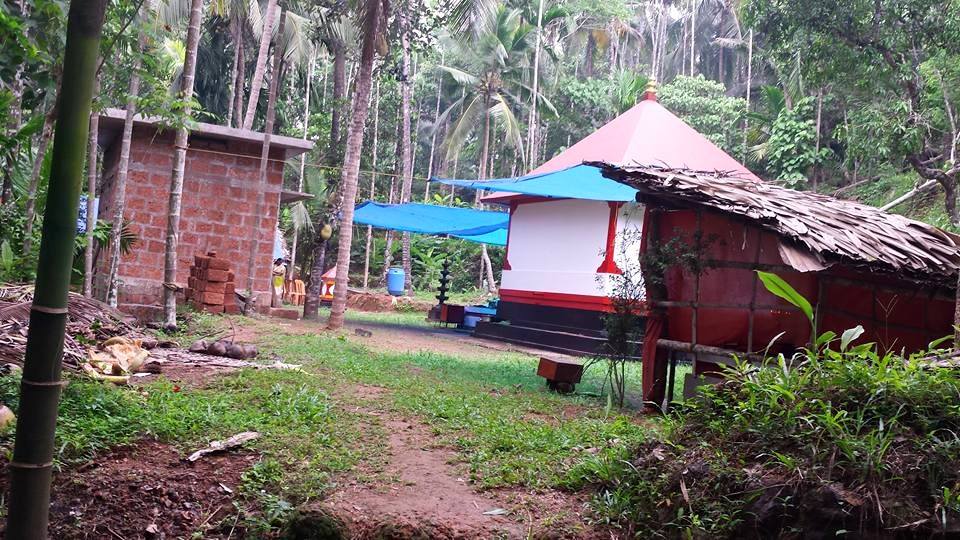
[
  {"x1": 430, "y1": 164, "x2": 639, "y2": 202},
  {"x1": 352, "y1": 201, "x2": 509, "y2": 246}
]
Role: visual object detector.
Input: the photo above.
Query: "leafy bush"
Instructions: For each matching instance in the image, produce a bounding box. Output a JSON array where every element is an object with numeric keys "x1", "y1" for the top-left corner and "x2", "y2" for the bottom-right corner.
[{"x1": 570, "y1": 342, "x2": 960, "y2": 537}]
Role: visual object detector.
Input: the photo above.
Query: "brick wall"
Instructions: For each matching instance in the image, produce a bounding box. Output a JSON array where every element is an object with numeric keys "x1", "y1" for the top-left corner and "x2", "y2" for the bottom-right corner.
[{"x1": 97, "y1": 126, "x2": 286, "y2": 319}]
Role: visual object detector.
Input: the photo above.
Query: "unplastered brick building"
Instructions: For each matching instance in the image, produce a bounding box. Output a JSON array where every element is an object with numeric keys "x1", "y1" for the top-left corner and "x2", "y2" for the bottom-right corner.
[{"x1": 95, "y1": 109, "x2": 313, "y2": 319}]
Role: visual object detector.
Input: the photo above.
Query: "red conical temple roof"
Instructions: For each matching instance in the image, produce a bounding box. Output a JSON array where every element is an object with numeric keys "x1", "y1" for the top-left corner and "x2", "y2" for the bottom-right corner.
[{"x1": 484, "y1": 91, "x2": 759, "y2": 203}]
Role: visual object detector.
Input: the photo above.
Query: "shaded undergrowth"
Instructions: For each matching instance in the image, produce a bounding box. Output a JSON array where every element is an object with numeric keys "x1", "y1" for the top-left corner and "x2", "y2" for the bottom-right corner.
[{"x1": 567, "y1": 343, "x2": 960, "y2": 537}]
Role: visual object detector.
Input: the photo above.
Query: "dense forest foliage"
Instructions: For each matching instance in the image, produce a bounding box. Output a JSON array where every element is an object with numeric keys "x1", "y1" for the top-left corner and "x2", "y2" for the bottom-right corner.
[{"x1": 2, "y1": 0, "x2": 958, "y2": 302}]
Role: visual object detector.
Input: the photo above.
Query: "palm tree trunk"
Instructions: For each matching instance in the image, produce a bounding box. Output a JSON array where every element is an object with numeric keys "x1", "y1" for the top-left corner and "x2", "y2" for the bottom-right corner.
[
  {"x1": 718, "y1": 46, "x2": 724, "y2": 84},
  {"x1": 813, "y1": 87, "x2": 823, "y2": 191},
  {"x1": 226, "y1": 17, "x2": 241, "y2": 128},
  {"x1": 477, "y1": 96, "x2": 497, "y2": 294},
  {"x1": 320, "y1": 61, "x2": 328, "y2": 109},
  {"x1": 742, "y1": 28, "x2": 752, "y2": 164},
  {"x1": 481, "y1": 244, "x2": 497, "y2": 294},
  {"x1": 242, "y1": 0, "x2": 278, "y2": 130},
  {"x1": 689, "y1": 0, "x2": 696, "y2": 76},
  {"x1": 245, "y1": 8, "x2": 286, "y2": 313},
  {"x1": 302, "y1": 213, "x2": 331, "y2": 319},
  {"x1": 382, "y1": 110, "x2": 402, "y2": 284},
  {"x1": 526, "y1": 0, "x2": 544, "y2": 169},
  {"x1": 398, "y1": 8, "x2": 414, "y2": 295},
  {"x1": 327, "y1": 0, "x2": 385, "y2": 330},
  {"x1": 583, "y1": 33, "x2": 595, "y2": 78},
  {"x1": 22, "y1": 111, "x2": 55, "y2": 256},
  {"x1": 107, "y1": 7, "x2": 152, "y2": 307},
  {"x1": 363, "y1": 81, "x2": 380, "y2": 289},
  {"x1": 162, "y1": 0, "x2": 205, "y2": 329},
  {"x1": 423, "y1": 57, "x2": 443, "y2": 202},
  {"x1": 381, "y1": 175, "x2": 396, "y2": 284},
  {"x1": 234, "y1": 30, "x2": 246, "y2": 128},
  {"x1": 5, "y1": 0, "x2": 107, "y2": 534},
  {"x1": 328, "y1": 41, "x2": 346, "y2": 162},
  {"x1": 83, "y1": 78, "x2": 100, "y2": 298},
  {"x1": 288, "y1": 56, "x2": 314, "y2": 285}
]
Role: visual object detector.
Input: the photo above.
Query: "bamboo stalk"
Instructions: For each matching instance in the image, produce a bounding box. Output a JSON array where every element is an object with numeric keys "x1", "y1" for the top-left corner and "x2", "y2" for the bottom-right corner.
[{"x1": 5, "y1": 0, "x2": 107, "y2": 535}]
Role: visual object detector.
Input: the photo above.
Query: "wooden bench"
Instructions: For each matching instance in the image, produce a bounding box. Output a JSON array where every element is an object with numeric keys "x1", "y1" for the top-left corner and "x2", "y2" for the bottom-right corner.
[{"x1": 537, "y1": 356, "x2": 584, "y2": 394}]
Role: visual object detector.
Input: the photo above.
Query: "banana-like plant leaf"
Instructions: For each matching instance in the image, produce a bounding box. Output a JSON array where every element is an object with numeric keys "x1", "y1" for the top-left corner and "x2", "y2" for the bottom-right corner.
[
  {"x1": 840, "y1": 325, "x2": 864, "y2": 351},
  {"x1": 756, "y1": 271, "x2": 813, "y2": 325}
]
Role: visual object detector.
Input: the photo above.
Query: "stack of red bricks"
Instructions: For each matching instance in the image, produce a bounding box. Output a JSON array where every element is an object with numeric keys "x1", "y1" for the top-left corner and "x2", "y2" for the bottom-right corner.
[{"x1": 186, "y1": 251, "x2": 239, "y2": 314}]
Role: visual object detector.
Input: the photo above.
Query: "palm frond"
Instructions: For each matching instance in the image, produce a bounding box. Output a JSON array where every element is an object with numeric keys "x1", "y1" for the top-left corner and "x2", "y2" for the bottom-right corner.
[
  {"x1": 489, "y1": 93, "x2": 525, "y2": 162},
  {"x1": 157, "y1": 0, "x2": 190, "y2": 29},
  {"x1": 279, "y1": 10, "x2": 313, "y2": 70},
  {"x1": 712, "y1": 36, "x2": 743, "y2": 49},
  {"x1": 437, "y1": 65, "x2": 480, "y2": 87},
  {"x1": 449, "y1": 0, "x2": 499, "y2": 36},
  {"x1": 444, "y1": 94, "x2": 484, "y2": 162},
  {"x1": 248, "y1": 0, "x2": 264, "y2": 39},
  {"x1": 289, "y1": 200, "x2": 313, "y2": 232}
]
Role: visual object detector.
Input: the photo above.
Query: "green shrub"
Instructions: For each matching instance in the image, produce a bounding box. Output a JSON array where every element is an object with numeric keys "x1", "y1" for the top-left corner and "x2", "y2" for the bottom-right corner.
[{"x1": 571, "y1": 344, "x2": 960, "y2": 537}]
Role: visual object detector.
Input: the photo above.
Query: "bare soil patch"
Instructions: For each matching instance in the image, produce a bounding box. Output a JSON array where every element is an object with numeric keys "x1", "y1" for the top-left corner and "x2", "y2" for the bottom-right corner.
[
  {"x1": 347, "y1": 383, "x2": 391, "y2": 400},
  {"x1": 0, "y1": 440, "x2": 255, "y2": 539},
  {"x1": 131, "y1": 362, "x2": 237, "y2": 389},
  {"x1": 325, "y1": 417, "x2": 523, "y2": 539}
]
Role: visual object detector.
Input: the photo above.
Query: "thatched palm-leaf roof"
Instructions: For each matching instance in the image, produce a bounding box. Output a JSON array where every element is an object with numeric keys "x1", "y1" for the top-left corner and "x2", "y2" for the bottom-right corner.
[{"x1": 595, "y1": 163, "x2": 960, "y2": 286}]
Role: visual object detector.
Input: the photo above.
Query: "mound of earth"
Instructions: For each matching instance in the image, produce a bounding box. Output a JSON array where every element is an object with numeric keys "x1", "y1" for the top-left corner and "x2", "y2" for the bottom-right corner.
[{"x1": 0, "y1": 440, "x2": 255, "y2": 538}]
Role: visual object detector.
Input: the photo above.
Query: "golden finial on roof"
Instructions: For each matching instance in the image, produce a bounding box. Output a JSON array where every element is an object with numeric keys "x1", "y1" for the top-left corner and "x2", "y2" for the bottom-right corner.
[{"x1": 644, "y1": 78, "x2": 658, "y2": 101}]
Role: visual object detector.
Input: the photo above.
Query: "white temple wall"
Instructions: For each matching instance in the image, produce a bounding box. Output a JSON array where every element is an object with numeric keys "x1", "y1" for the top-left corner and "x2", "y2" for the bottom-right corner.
[{"x1": 501, "y1": 199, "x2": 645, "y2": 303}]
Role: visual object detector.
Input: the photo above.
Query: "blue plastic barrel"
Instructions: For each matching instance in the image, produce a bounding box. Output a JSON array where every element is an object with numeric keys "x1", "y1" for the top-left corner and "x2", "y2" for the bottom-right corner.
[{"x1": 386, "y1": 267, "x2": 405, "y2": 296}]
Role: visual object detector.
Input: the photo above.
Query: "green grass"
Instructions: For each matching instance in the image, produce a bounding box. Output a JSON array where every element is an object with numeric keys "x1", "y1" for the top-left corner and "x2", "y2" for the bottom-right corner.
[
  {"x1": 0, "y1": 366, "x2": 382, "y2": 503},
  {"x1": 319, "y1": 305, "x2": 434, "y2": 328},
  {"x1": 268, "y1": 332, "x2": 656, "y2": 489},
  {"x1": 0, "y1": 313, "x2": 661, "y2": 534}
]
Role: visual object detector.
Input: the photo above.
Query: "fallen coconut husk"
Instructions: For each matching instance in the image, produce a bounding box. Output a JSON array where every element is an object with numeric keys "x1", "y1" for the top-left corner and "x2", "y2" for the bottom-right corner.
[
  {"x1": 81, "y1": 336, "x2": 154, "y2": 384},
  {"x1": 187, "y1": 338, "x2": 258, "y2": 360}
]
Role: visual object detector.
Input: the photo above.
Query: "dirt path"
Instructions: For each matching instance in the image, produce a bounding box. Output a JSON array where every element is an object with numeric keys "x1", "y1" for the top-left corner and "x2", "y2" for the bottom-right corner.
[
  {"x1": 226, "y1": 316, "x2": 602, "y2": 537},
  {"x1": 250, "y1": 314, "x2": 577, "y2": 363},
  {"x1": 326, "y1": 416, "x2": 524, "y2": 538},
  {"x1": 319, "y1": 384, "x2": 600, "y2": 539}
]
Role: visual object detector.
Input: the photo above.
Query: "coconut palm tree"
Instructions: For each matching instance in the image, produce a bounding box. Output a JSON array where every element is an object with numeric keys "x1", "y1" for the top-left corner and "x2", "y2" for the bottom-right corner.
[
  {"x1": 438, "y1": 6, "x2": 555, "y2": 175},
  {"x1": 437, "y1": 6, "x2": 555, "y2": 293},
  {"x1": 326, "y1": 0, "x2": 390, "y2": 330},
  {"x1": 398, "y1": 1, "x2": 414, "y2": 295},
  {"x1": 242, "y1": 0, "x2": 279, "y2": 129},
  {"x1": 316, "y1": 12, "x2": 357, "y2": 163},
  {"x1": 106, "y1": 0, "x2": 158, "y2": 306},
  {"x1": 162, "y1": 0, "x2": 206, "y2": 329},
  {"x1": 5, "y1": 0, "x2": 108, "y2": 533},
  {"x1": 244, "y1": 6, "x2": 286, "y2": 311}
]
